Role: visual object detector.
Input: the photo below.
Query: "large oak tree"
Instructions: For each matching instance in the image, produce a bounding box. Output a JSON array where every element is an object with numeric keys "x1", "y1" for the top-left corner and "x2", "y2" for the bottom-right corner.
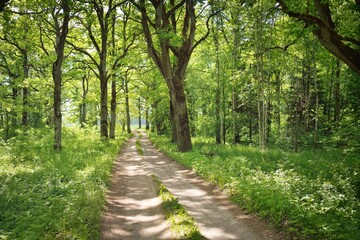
[{"x1": 131, "y1": 0, "x2": 218, "y2": 152}]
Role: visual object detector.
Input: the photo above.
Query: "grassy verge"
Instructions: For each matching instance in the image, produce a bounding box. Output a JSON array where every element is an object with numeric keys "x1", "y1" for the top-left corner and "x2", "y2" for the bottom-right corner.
[
  {"x1": 136, "y1": 131, "x2": 143, "y2": 156},
  {"x1": 0, "y1": 126, "x2": 129, "y2": 240},
  {"x1": 152, "y1": 175, "x2": 205, "y2": 240},
  {"x1": 149, "y1": 134, "x2": 360, "y2": 240}
]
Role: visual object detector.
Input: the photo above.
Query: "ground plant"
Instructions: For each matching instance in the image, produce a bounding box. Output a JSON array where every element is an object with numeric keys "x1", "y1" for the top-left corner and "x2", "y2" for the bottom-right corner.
[
  {"x1": 150, "y1": 134, "x2": 360, "y2": 240},
  {"x1": 0, "y1": 127, "x2": 128, "y2": 239},
  {"x1": 152, "y1": 175, "x2": 204, "y2": 240}
]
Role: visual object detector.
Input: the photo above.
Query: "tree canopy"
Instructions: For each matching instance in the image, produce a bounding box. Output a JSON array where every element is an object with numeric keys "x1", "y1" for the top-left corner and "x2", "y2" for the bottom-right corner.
[{"x1": 0, "y1": 0, "x2": 359, "y2": 153}]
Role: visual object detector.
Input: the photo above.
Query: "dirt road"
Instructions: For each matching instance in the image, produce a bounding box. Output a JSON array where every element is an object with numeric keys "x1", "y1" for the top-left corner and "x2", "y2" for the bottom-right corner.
[{"x1": 100, "y1": 131, "x2": 281, "y2": 239}]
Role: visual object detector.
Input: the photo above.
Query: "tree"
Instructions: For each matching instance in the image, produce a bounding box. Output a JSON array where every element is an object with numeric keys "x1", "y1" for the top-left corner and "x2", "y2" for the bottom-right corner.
[
  {"x1": 131, "y1": 0, "x2": 219, "y2": 152},
  {"x1": 276, "y1": 0, "x2": 360, "y2": 75},
  {"x1": 50, "y1": 0, "x2": 70, "y2": 150},
  {"x1": 69, "y1": 0, "x2": 134, "y2": 139}
]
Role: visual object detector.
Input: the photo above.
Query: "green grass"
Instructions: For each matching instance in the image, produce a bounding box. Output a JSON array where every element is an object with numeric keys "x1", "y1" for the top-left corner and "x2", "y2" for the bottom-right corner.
[
  {"x1": 150, "y1": 134, "x2": 360, "y2": 240},
  {"x1": 152, "y1": 175, "x2": 205, "y2": 240},
  {"x1": 0, "y1": 126, "x2": 129, "y2": 240},
  {"x1": 136, "y1": 131, "x2": 144, "y2": 156}
]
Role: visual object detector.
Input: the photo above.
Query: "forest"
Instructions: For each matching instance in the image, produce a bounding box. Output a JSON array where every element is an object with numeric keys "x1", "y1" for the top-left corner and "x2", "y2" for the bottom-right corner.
[{"x1": 0, "y1": 0, "x2": 359, "y2": 239}]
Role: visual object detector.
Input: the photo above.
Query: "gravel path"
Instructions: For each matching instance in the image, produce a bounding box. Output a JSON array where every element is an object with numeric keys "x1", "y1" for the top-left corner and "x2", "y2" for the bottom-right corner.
[{"x1": 100, "y1": 131, "x2": 282, "y2": 240}]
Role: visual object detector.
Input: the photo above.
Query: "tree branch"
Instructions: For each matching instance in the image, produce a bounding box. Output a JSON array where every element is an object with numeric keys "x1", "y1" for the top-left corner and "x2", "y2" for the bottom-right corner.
[{"x1": 191, "y1": 9, "x2": 222, "y2": 54}]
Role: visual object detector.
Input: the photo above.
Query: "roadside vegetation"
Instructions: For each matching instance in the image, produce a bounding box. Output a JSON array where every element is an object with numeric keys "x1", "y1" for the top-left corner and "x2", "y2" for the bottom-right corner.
[
  {"x1": 152, "y1": 175, "x2": 205, "y2": 240},
  {"x1": 150, "y1": 134, "x2": 360, "y2": 240},
  {"x1": 0, "y1": 127, "x2": 128, "y2": 240},
  {"x1": 135, "y1": 131, "x2": 143, "y2": 155}
]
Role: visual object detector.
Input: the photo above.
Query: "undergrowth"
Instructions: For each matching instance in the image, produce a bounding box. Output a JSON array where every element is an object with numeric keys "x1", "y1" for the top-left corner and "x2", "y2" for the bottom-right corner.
[
  {"x1": 0, "y1": 126, "x2": 129, "y2": 240},
  {"x1": 150, "y1": 133, "x2": 360, "y2": 240},
  {"x1": 152, "y1": 175, "x2": 205, "y2": 240}
]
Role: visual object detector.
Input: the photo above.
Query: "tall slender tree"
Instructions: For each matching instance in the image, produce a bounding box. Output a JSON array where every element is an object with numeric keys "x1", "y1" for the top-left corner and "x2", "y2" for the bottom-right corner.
[
  {"x1": 69, "y1": 0, "x2": 135, "y2": 139},
  {"x1": 51, "y1": 0, "x2": 70, "y2": 150}
]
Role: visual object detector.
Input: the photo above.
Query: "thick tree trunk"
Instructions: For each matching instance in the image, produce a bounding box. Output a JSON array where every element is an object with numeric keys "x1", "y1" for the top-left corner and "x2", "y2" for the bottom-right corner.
[
  {"x1": 110, "y1": 79, "x2": 116, "y2": 139},
  {"x1": 169, "y1": 95, "x2": 177, "y2": 143},
  {"x1": 169, "y1": 76, "x2": 192, "y2": 152}
]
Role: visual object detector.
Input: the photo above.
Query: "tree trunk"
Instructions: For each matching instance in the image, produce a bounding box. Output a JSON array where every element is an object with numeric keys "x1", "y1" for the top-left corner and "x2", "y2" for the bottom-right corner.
[
  {"x1": 169, "y1": 94, "x2": 177, "y2": 143},
  {"x1": 52, "y1": 0, "x2": 70, "y2": 150},
  {"x1": 0, "y1": 103, "x2": 3, "y2": 129},
  {"x1": 11, "y1": 87, "x2": 18, "y2": 129},
  {"x1": 80, "y1": 74, "x2": 88, "y2": 127},
  {"x1": 22, "y1": 53, "x2": 29, "y2": 126},
  {"x1": 53, "y1": 62, "x2": 62, "y2": 150},
  {"x1": 232, "y1": 88, "x2": 240, "y2": 144},
  {"x1": 151, "y1": 103, "x2": 156, "y2": 133},
  {"x1": 314, "y1": 71, "x2": 319, "y2": 147},
  {"x1": 100, "y1": 75, "x2": 108, "y2": 138},
  {"x1": 334, "y1": 60, "x2": 341, "y2": 122},
  {"x1": 110, "y1": 79, "x2": 116, "y2": 139},
  {"x1": 145, "y1": 107, "x2": 150, "y2": 130},
  {"x1": 132, "y1": 0, "x2": 210, "y2": 152},
  {"x1": 125, "y1": 80, "x2": 131, "y2": 134},
  {"x1": 221, "y1": 78, "x2": 226, "y2": 145},
  {"x1": 215, "y1": 66, "x2": 221, "y2": 144},
  {"x1": 22, "y1": 87, "x2": 28, "y2": 126},
  {"x1": 5, "y1": 110, "x2": 9, "y2": 142},
  {"x1": 169, "y1": 76, "x2": 192, "y2": 152},
  {"x1": 138, "y1": 98, "x2": 141, "y2": 129},
  {"x1": 249, "y1": 115, "x2": 253, "y2": 143},
  {"x1": 275, "y1": 70, "x2": 281, "y2": 131}
]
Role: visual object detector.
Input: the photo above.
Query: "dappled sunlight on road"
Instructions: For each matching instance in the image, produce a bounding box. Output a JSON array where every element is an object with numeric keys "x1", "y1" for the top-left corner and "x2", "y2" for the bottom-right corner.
[
  {"x1": 101, "y1": 135, "x2": 176, "y2": 240},
  {"x1": 101, "y1": 131, "x2": 274, "y2": 240},
  {"x1": 142, "y1": 133, "x2": 265, "y2": 240}
]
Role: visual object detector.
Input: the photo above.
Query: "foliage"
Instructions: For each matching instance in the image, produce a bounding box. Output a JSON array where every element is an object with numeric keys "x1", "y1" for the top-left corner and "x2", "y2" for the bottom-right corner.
[
  {"x1": 152, "y1": 175, "x2": 204, "y2": 240},
  {"x1": 150, "y1": 133, "x2": 360, "y2": 240},
  {"x1": 0, "y1": 127, "x2": 129, "y2": 239}
]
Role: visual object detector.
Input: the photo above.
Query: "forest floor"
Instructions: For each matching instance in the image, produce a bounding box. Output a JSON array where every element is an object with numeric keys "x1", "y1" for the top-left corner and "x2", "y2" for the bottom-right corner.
[{"x1": 100, "y1": 130, "x2": 284, "y2": 240}]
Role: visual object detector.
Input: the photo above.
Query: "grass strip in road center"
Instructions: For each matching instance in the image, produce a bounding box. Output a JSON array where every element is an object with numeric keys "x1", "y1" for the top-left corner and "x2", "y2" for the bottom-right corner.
[
  {"x1": 152, "y1": 175, "x2": 206, "y2": 240},
  {"x1": 135, "y1": 131, "x2": 144, "y2": 156}
]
